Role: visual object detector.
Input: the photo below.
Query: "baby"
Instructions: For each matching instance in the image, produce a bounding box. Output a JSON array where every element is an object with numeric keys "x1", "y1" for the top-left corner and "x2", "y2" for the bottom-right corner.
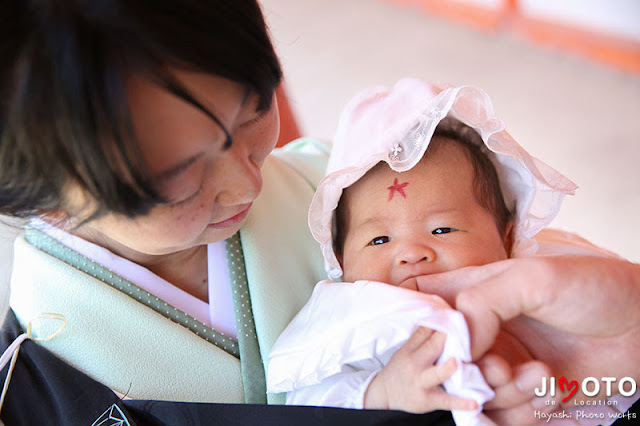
[
  {"x1": 267, "y1": 79, "x2": 577, "y2": 426},
  {"x1": 333, "y1": 117, "x2": 512, "y2": 289}
]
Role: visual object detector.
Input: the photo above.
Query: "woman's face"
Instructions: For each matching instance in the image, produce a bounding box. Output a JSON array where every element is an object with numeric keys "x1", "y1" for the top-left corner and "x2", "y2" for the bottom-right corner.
[{"x1": 72, "y1": 70, "x2": 279, "y2": 260}]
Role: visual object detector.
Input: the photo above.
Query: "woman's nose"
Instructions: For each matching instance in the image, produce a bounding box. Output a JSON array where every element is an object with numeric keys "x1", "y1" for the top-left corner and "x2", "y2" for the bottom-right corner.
[
  {"x1": 215, "y1": 153, "x2": 262, "y2": 206},
  {"x1": 396, "y1": 242, "x2": 436, "y2": 265}
]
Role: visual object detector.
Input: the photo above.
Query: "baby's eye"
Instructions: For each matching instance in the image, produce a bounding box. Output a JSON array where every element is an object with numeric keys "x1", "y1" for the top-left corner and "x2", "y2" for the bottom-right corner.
[
  {"x1": 369, "y1": 236, "x2": 390, "y2": 246},
  {"x1": 432, "y1": 227, "x2": 458, "y2": 235}
]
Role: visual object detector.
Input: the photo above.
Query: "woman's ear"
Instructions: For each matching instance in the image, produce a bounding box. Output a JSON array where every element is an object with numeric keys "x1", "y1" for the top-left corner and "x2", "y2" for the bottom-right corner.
[{"x1": 503, "y1": 221, "x2": 514, "y2": 256}]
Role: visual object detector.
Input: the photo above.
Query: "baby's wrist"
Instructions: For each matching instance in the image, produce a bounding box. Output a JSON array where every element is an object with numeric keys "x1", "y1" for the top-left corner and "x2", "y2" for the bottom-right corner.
[{"x1": 363, "y1": 373, "x2": 389, "y2": 410}]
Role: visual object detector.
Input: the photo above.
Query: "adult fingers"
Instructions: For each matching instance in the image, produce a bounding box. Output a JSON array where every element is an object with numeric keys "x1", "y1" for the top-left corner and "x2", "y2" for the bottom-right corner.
[
  {"x1": 477, "y1": 353, "x2": 512, "y2": 389},
  {"x1": 484, "y1": 361, "x2": 555, "y2": 410},
  {"x1": 485, "y1": 362, "x2": 563, "y2": 426},
  {"x1": 457, "y1": 256, "x2": 640, "y2": 360},
  {"x1": 485, "y1": 397, "x2": 564, "y2": 425},
  {"x1": 484, "y1": 404, "x2": 537, "y2": 425},
  {"x1": 455, "y1": 259, "x2": 554, "y2": 359},
  {"x1": 412, "y1": 261, "x2": 511, "y2": 305}
]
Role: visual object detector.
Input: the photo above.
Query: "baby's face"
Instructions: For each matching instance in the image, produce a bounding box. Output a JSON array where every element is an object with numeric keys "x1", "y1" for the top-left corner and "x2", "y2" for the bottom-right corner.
[{"x1": 340, "y1": 139, "x2": 509, "y2": 287}]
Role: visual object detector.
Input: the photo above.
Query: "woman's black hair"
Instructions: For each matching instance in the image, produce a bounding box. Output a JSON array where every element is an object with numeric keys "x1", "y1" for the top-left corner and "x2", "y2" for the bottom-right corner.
[{"x1": 0, "y1": 0, "x2": 282, "y2": 220}]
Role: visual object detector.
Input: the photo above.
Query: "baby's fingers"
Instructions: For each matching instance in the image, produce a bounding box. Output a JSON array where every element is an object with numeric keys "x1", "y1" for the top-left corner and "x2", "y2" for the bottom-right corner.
[
  {"x1": 402, "y1": 326, "x2": 436, "y2": 353},
  {"x1": 420, "y1": 357, "x2": 458, "y2": 389},
  {"x1": 414, "y1": 331, "x2": 447, "y2": 366},
  {"x1": 428, "y1": 392, "x2": 479, "y2": 412}
]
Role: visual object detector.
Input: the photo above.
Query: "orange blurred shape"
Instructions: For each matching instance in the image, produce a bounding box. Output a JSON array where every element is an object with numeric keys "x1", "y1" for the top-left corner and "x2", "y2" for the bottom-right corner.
[{"x1": 275, "y1": 84, "x2": 302, "y2": 147}]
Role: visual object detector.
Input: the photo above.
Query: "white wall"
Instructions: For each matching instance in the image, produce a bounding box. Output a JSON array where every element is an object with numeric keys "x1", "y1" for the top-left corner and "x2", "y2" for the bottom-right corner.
[
  {"x1": 432, "y1": 0, "x2": 640, "y2": 41},
  {"x1": 519, "y1": 0, "x2": 640, "y2": 42}
]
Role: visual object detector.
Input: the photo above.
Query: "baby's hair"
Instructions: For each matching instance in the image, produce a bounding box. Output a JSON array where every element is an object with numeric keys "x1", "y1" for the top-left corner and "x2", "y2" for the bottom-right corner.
[
  {"x1": 428, "y1": 117, "x2": 512, "y2": 237},
  {"x1": 333, "y1": 116, "x2": 513, "y2": 262},
  {"x1": 0, "y1": 0, "x2": 281, "y2": 221}
]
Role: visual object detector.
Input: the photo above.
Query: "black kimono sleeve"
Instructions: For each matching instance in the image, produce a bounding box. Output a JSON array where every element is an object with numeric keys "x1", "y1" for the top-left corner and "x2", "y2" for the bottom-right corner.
[{"x1": 0, "y1": 309, "x2": 456, "y2": 426}]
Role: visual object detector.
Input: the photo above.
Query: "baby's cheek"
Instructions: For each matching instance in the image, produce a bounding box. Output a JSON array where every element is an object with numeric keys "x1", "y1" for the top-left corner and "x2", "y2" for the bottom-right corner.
[
  {"x1": 454, "y1": 241, "x2": 508, "y2": 269},
  {"x1": 365, "y1": 265, "x2": 394, "y2": 285},
  {"x1": 343, "y1": 264, "x2": 375, "y2": 283}
]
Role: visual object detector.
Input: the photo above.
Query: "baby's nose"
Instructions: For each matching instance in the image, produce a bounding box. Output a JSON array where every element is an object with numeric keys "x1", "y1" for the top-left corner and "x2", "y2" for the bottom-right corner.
[{"x1": 396, "y1": 243, "x2": 436, "y2": 265}]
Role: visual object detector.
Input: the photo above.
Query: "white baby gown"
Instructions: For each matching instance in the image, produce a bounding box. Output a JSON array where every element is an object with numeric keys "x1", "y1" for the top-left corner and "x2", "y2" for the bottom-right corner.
[{"x1": 268, "y1": 278, "x2": 497, "y2": 426}]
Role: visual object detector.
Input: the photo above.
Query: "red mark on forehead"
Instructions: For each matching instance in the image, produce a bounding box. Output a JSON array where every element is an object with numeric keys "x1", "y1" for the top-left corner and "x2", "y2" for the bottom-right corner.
[{"x1": 387, "y1": 178, "x2": 409, "y2": 201}]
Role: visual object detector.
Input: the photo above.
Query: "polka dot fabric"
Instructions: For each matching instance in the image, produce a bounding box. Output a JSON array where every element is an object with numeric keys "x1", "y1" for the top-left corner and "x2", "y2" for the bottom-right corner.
[
  {"x1": 225, "y1": 234, "x2": 257, "y2": 344},
  {"x1": 225, "y1": 232, "x2": 267, "y2": 403},
  {"x1": 25, "y1": 228, "x2": 240, "y2": 358}
]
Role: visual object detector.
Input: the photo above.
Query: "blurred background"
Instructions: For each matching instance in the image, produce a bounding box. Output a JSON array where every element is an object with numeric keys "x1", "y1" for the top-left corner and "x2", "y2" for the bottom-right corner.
[
  {"x1": 262, "y1": 0, "x2": 640, "y2": 262},
  {"x1": 1, "y1": 0, "x2": 638, "y2": 310}
]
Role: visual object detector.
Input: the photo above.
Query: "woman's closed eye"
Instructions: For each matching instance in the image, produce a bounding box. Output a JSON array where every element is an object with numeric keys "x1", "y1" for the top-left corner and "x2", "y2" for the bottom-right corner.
[
  {"x1": 239, "y1": 108, "x2": 268, "y2": 128},
  {"x1": 369, "y1": 236, "x2": 390, "y2": 246},
  {"x1": 169, "y1": 182, "x2": 204, "y2": 207},
  {"x1": 432, "y1": 227, "x2": 458, "y2": 235}
]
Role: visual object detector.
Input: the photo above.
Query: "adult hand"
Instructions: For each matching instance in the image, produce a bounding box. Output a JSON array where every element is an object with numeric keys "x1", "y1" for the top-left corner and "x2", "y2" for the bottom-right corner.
[
  {"x1": 456, "y1": 255, "x2": 640, "y2": 382},
  {"x1": 474, "y1": 333, "x2": 562, "y2": 424},
  {"x1": 410, "y1": 255, "x2": 640, "y2": 423}
]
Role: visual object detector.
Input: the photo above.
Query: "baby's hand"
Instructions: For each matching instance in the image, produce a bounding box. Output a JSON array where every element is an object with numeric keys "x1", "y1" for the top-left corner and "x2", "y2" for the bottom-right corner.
[{"x1": 364, "y1": 327, "x2": 478, "y2": 413}]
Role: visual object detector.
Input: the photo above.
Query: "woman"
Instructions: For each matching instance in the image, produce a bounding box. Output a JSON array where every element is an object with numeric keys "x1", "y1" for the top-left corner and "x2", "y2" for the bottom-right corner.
[
  {"x1": 0, "y1": 1, "x2": 638, "y2": 425},
  {"x1": 0, "y1": 0, "x2": 328, "y2": 422}
]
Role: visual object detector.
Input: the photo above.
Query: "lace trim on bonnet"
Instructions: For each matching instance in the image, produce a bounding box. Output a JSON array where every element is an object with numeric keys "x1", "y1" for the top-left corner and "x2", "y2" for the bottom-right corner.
[{"x1": 308, "y1": 78, "x2": 577, "y2": 280}]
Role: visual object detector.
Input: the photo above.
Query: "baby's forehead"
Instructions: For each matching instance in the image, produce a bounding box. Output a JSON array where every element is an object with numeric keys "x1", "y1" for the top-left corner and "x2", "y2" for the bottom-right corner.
[
  {"x1": 353, "y1": 139, "x2": 468, "y2": 183},
  {"x1": 344, "y1": 162, "x2": 400, "y2": 196},
  {"x1": 342, "y1": 141, "x2": 474, "y2": 211}
]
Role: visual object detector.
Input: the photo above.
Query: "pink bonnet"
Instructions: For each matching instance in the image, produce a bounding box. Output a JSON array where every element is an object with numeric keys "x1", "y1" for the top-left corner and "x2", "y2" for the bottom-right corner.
[{"x1": 308, "y1": 78, "x2": 578, "y2": 279}]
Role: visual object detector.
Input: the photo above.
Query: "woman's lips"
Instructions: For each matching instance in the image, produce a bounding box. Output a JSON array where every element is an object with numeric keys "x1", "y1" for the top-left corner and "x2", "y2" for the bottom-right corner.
[{"x1": 208, "y1": 204, "x2": 252, "y2": 229}]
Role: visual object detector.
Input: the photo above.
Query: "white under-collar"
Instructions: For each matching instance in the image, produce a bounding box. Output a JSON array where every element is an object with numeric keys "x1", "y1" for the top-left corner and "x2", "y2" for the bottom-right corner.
[{"x1": 30, "y1": 218, "x2": 237, "y2": 339}]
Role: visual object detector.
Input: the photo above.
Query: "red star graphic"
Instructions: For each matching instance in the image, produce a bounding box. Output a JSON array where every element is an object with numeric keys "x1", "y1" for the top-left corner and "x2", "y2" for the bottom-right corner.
[{"x1": 387, "y1": 178, "x2": 409, "y2": 201}]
